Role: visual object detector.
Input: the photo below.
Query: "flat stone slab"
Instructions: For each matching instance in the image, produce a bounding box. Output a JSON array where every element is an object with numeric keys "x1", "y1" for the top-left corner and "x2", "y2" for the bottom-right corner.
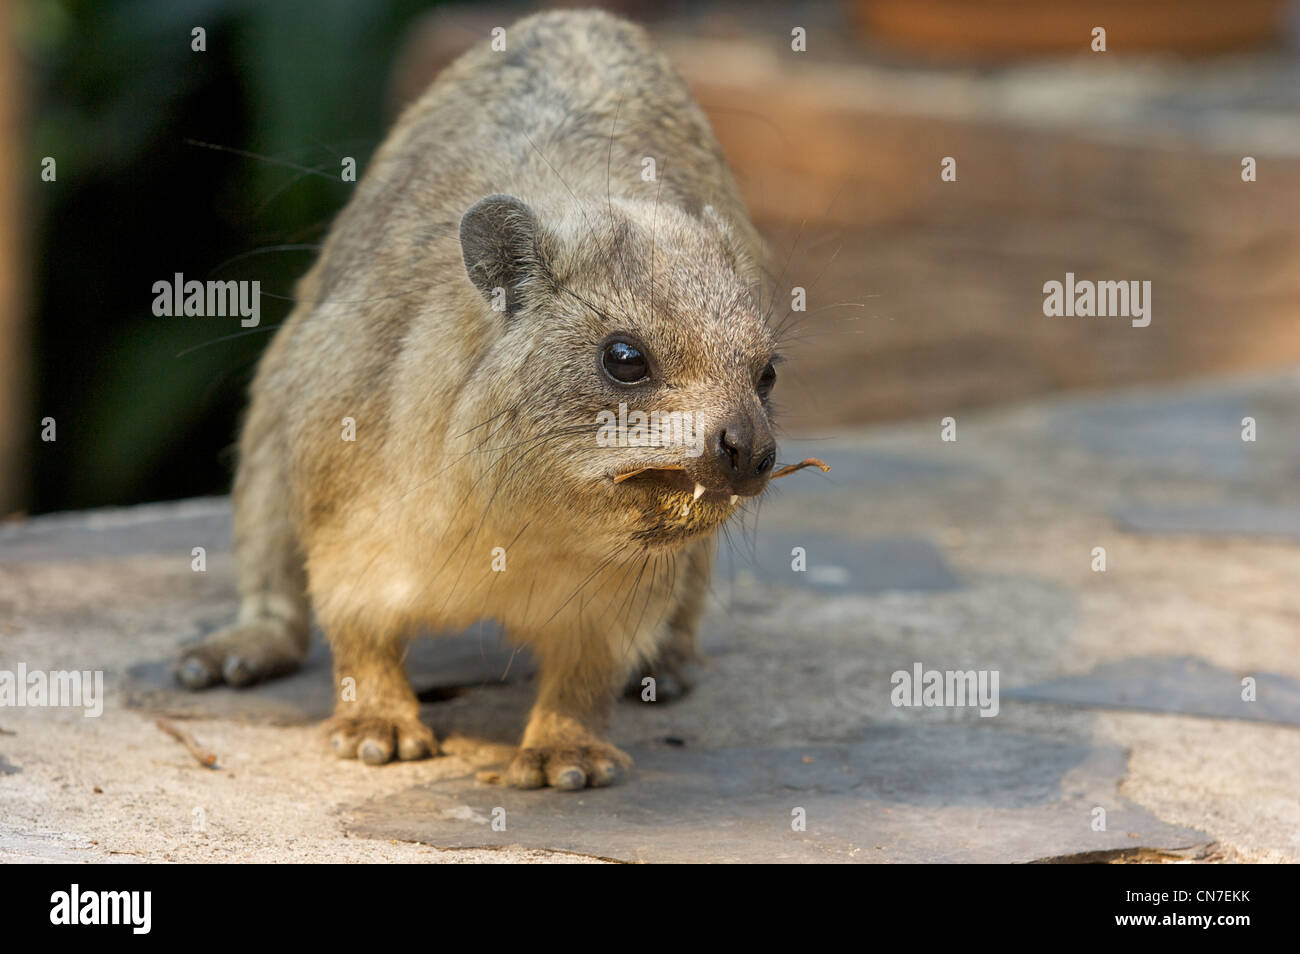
[
  {"x1": 1048, "y1": 392, "x2": 1254, "y2": 479},
  {"x1": 1114, "y1": 502, "x2": 1300, "y2": 541},
  {"x1": 1006, "y1": 656, "x2": 1300, "y2": 727},
  {"x1": 743, "y1": 530, "x2": 962, "y2": 594},
  {"x1": 0, "y1": 499, "x2": 232, "y2": 563},
  {"x1": 347, "y1": 726, "x2": 1210, "y2": 863}
]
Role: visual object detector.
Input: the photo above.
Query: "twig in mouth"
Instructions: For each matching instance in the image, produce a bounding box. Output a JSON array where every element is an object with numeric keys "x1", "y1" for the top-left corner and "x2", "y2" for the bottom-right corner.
[
  {"x1": 155, "y1": 718, "x2": 220, "y2": 769},
  {"x1": 770, "y1": 457, "x2": 830, "y2": 479},
  {"x1": 611, "y1": 464, "x2": 685, "y2": 484},
  {"x1": 612, "y1": 458, "x2": 828, "y2": 484}
]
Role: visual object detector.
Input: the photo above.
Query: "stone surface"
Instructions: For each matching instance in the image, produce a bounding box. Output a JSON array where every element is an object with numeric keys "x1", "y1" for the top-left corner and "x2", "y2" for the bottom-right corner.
[
  {"x1": 745, "y1": 530, "x2": 962, "y2": 594},
  {"x1": 1113, "y1": 502, "x2": 1300, "y2": 541},
  {"x1": 0, "y1": 499, "x2": 232, "y2": 563},
  {"x1": 1007, "y1": 656, "x2": 1300, "y2": 727},
  {"x1": 1048, "y1": 392, "x2": 1255, "y2": 480}
]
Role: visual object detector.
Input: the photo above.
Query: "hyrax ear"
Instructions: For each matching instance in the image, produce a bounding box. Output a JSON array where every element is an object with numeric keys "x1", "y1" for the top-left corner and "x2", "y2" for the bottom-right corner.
[{"x1": 459, "y1": 194, "x2": 545, "y2": 318}]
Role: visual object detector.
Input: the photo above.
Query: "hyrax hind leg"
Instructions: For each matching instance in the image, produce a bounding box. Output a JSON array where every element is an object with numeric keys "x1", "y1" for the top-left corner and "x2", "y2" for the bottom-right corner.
[
  {"x1": 176, "y1": 405, "x2": 310, "y2": 689},
  {"x1": 624, "y1": 540, "x2": 714, "y2": 701}
]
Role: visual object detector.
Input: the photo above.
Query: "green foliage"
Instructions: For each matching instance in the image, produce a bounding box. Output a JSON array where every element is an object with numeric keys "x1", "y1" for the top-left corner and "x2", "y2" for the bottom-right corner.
[{"x1": 25, "y1": 0, "x2": 441, "y2": 511}]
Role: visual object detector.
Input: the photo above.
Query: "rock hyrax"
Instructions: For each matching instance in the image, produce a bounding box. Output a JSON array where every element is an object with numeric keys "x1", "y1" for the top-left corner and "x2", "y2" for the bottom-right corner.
[{"x1": 177, "y1": 9, "x2": 786, "y2": 790}]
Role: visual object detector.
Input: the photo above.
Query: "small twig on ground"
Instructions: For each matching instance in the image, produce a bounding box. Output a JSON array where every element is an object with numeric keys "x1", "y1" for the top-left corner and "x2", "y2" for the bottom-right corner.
[{"x1": 155, "y1": 718, "x2": 219, "y2": 769}]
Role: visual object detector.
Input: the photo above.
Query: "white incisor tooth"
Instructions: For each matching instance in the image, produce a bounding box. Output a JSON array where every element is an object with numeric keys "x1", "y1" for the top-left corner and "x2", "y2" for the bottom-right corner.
[
  {"x1": 693, "y1": 483, "x2": 706, "y2": 501},
  {"x1": 730, "y1": 495, "x2": 739, "y2": 505}
]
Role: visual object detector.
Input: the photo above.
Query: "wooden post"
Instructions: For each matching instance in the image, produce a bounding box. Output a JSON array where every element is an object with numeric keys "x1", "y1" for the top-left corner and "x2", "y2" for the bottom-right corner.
[{"x1": 0, "y1": 0, "x2": 29, "y2": 515}]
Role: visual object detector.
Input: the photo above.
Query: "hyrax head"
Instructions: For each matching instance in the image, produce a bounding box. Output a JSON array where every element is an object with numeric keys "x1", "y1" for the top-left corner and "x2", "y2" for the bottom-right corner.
[{"x1": 459, "y1": 192, "x2": 779, "y2": 550}]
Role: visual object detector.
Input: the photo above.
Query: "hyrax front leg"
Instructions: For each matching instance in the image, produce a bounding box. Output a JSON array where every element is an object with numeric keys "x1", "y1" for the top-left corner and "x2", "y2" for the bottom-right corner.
[
  {"x1": 325, "y1": 627, "x2": 437, "y2": 765},
  {"x1": 505, "y1": 640, "x2": 633, "y2": 791}
]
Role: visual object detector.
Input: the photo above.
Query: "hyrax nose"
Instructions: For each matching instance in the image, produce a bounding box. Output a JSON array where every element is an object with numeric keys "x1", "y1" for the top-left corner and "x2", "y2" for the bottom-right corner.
[{"x1": 713, "y1": 419, "x2": 776, "y2": 497}]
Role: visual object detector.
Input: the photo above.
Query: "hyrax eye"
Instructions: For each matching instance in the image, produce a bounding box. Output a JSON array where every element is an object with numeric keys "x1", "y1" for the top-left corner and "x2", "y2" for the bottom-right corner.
[
  {"x1": 601, "y1": 338, "x2": 650, "y2": 384},
  {"x1": 757, "y1": 362, "x2": 777, "y2": 395}
]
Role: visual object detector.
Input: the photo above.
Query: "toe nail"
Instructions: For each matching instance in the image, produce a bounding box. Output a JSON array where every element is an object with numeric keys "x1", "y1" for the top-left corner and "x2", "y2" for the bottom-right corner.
[
  {"x1": 554, "y1": 768, "x2": 585, "y2": 790},
  {"x1": 222, "y1": 656, "x2": 253, "y2": 686},
  {"x1": 177, "y1": 659, "x2": 211, "y2": 688},
  {"x1": 398, "y1": 738, "x2": 429, "y2": 761},
  {"x1": 360, "y1": 740, "x2": 389, "y2": 765}
]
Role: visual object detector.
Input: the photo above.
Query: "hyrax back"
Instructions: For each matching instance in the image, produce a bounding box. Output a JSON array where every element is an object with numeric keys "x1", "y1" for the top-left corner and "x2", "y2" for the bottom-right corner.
[{"x1": 177, "y1": 10, "x2": 782, "y2": 790}]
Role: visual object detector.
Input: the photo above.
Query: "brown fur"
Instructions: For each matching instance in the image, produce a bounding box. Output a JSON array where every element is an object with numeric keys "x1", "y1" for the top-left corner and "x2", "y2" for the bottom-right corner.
[{"x1": 177, "y1": 9, "x2": 779, "y2": 789}]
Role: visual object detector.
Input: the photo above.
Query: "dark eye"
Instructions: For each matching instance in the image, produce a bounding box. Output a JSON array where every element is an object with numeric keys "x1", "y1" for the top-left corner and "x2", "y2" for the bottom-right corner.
[
  {"x1": 757, "y1": 362, "x2": 777, "y2": 396},
  {"x1": 601, "y1": 339, "x2": 649, "y2": 384}
]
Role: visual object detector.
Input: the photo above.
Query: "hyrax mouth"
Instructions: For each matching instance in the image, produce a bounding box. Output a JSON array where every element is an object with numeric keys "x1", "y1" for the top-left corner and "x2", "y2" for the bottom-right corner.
[
  {"x1": 612, "y1": 465, "x2": 741, "y2": 515},
  {"x1": 613, "y1": 458, "x2": 829, "y2": 491},
  {"x1": 610, "y1": 457, "x2": 830, "y2": 522}
]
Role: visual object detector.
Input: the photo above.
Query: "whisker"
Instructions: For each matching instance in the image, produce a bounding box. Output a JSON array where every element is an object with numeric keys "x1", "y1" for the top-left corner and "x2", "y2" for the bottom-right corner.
[{"x1": 183, "y1": 138, "x2": 343, "y2": 181}]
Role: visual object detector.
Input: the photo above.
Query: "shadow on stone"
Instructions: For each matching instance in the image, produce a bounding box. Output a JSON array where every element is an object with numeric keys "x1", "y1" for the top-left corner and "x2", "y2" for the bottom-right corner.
[{"x1": 126, "y1": 624, "x2": 534, "y2": 726}]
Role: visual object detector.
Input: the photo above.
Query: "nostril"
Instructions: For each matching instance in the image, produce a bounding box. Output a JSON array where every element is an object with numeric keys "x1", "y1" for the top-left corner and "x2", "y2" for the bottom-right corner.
[
  {"x1": 755, "y1": 450, "x2": 776, "y2": 477},
  {"x1": 719, "y1": 429, "x2": 740, "y2": 470}
]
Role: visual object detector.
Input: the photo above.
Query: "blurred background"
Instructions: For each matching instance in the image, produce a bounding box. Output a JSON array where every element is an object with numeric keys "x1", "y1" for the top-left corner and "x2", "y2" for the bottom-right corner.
[{"x1": 3, "y1": 0, "x2": 1299, "y2": 517}]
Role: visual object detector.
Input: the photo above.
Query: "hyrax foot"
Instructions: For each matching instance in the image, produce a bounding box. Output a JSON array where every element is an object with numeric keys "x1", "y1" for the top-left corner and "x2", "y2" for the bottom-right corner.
[
  {"x1": 504, "y1": 740, "x2": 633, "y2": 791},
  {"x1": 326, "y1": 712, "x2": 438, "y2": 766},
  {"x1": 176, "y1": 619, "x2": 305, "y2": 690}
]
